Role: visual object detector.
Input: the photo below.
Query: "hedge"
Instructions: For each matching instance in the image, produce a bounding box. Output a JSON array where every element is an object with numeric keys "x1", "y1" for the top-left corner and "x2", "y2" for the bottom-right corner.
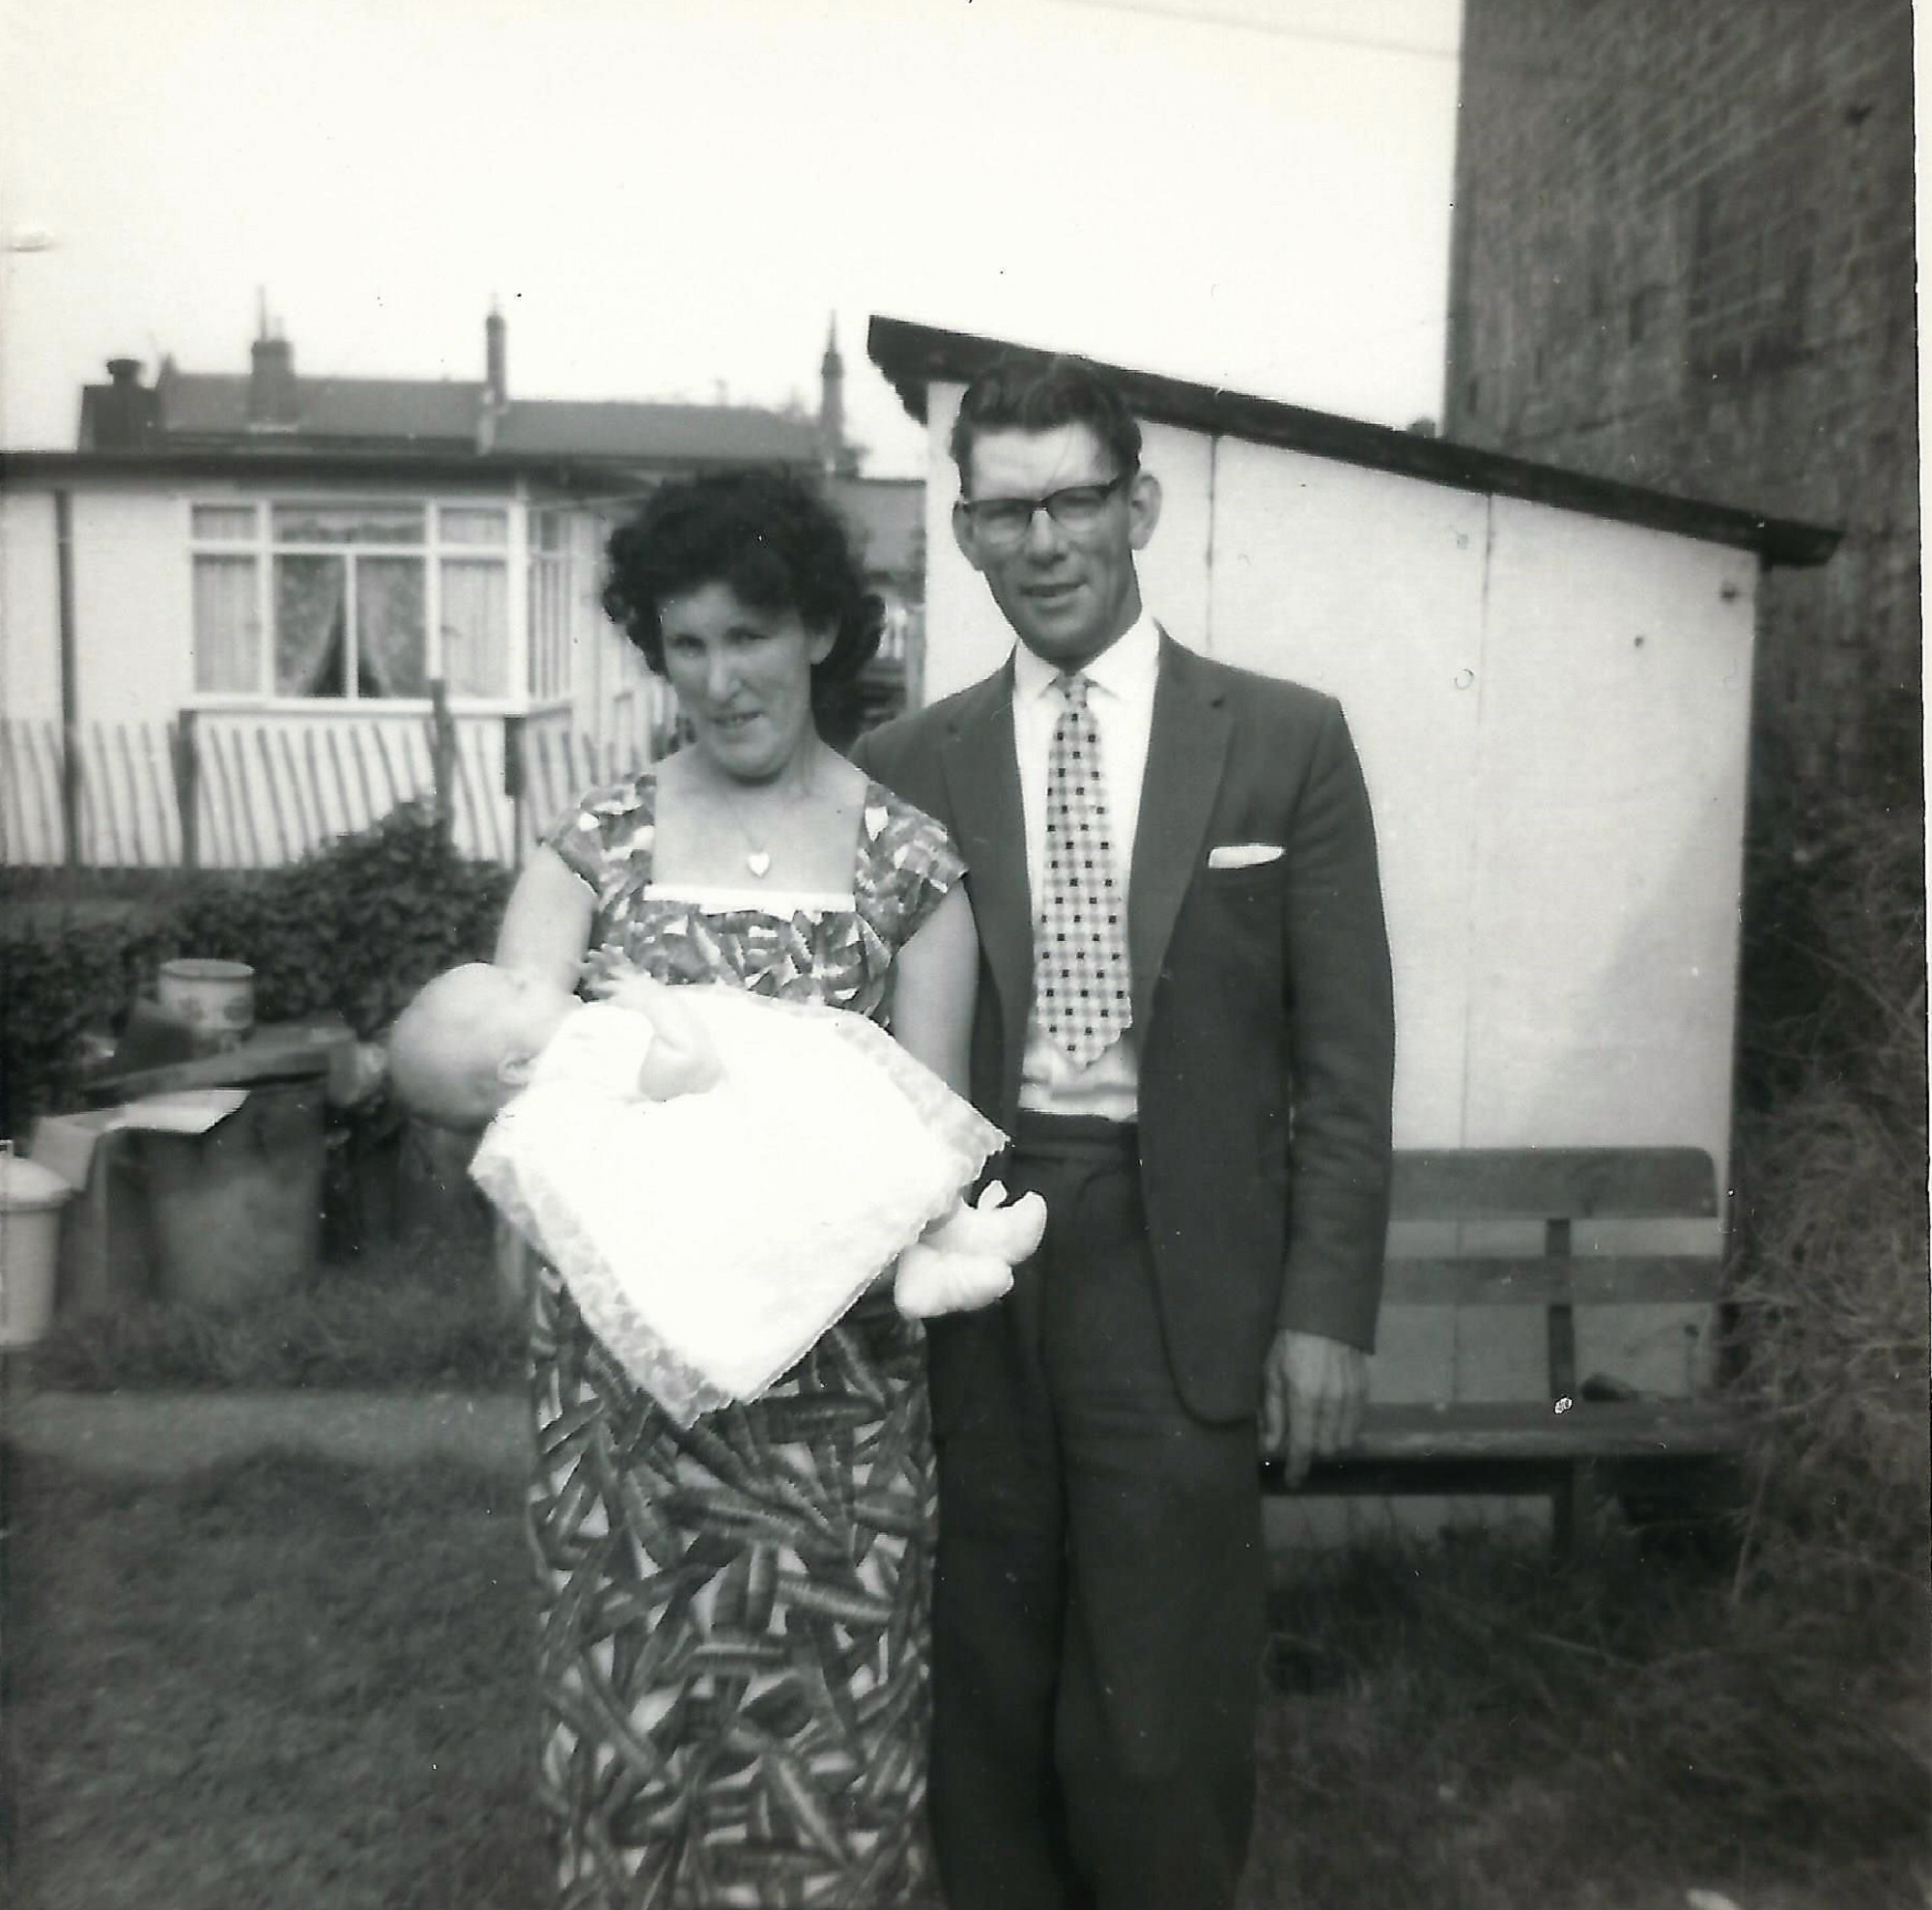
[{"x1": 1, "y1": 802, "x2": 513, "y2": 1138}]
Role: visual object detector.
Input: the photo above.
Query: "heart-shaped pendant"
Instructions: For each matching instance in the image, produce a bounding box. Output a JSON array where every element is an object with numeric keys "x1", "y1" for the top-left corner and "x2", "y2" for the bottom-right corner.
[{"x1": 746, "y1": 850, "x2": 772, "y2": 878}]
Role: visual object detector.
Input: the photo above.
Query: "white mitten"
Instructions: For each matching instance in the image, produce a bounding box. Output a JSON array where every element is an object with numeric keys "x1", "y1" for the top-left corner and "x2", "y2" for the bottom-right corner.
[
  {"x1": 893, "y1": 1242, "x2": 1014, "y2": 1319},
  {"x1": 892, "y1": 1182, "x2": 1048, "y2": 1319},
  {"x1": 924, "y1": 1181, "x2": 1048, "y2": 1265}
]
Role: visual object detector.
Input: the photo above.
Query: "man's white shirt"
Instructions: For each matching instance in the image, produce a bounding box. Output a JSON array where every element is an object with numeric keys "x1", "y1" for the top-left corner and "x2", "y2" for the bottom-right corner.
[{"x1": 1010, "y1": 611, "x2": 1162, "y2": 1121}]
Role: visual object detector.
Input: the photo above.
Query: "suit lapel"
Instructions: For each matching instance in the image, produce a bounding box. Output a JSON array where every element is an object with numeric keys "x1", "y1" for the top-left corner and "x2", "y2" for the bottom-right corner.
[
  {"x1": 939, "y1": 666, "x2": 1033, "y2": 1080},
  {"x1": 1128, "y1": 638, "x2": 1232, "y2": 1033}
]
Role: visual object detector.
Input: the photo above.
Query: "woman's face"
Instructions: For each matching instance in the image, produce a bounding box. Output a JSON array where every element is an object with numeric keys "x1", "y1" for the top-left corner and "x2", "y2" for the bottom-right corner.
[{"x1": 658, "y1": 581, "x2": 834, "y2": 784}]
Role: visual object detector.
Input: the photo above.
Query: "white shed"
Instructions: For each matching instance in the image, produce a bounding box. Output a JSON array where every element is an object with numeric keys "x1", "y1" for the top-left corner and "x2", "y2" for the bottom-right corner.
[{"x1": 867, "y1": 317, "x2": 1836, "y2": 1491}]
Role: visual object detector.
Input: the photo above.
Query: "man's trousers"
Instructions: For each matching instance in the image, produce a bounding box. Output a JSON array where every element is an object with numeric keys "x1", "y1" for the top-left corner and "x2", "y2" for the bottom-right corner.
[{"x1": 925, "y1": 1115, "x2": 1267, "y2": 1910}]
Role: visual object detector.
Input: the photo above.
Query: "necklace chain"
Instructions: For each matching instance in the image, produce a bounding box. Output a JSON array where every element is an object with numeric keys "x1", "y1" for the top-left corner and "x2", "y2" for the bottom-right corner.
[{"x1": 712, "y1": 752, "x2": 818, "y2": 879}]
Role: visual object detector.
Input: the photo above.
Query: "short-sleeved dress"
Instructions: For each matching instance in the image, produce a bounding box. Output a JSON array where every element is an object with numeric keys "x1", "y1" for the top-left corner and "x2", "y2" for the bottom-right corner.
[{"x1": 529, "y1": 767, "x2": 961, "y2": 1909}]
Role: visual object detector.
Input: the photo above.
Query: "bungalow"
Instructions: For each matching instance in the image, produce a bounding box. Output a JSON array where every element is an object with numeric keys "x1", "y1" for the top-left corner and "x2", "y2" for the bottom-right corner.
[{"x1": 0, "y1": 310, "x2": 911, "y2": 867}]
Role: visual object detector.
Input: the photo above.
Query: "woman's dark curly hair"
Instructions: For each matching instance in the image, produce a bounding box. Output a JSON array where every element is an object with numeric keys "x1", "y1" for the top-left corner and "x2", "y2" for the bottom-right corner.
[{"x1": 601, "y1": 470, "x2": 881, "y2": 682}]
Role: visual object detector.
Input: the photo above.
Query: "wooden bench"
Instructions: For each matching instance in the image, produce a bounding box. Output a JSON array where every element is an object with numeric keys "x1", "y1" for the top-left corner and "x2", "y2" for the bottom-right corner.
[{"x1": 1263, "y1": 1147, "x2": 1750, "y2": 1551}]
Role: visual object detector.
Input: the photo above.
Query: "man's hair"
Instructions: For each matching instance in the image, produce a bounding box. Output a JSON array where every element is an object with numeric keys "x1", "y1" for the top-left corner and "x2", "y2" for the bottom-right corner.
[{"x1": 949, "y1": 354, "x2": 1144, "y2": 490}]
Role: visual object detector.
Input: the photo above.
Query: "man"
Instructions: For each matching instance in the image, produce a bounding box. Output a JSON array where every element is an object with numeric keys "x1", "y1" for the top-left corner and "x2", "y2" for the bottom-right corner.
[{"x1": 851, "y1": 354, "x2": 1394, "y2": 1910}]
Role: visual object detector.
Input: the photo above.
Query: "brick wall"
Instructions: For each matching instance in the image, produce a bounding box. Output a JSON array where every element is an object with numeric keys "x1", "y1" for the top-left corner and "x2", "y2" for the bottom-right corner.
[{"x1": 1444, "y1": 0, "x2": 1918, "y2": 815}]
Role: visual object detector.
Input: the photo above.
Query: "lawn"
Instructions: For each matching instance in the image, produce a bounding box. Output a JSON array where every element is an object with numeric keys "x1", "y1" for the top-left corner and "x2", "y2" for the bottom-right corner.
[{"x1": 5, "y1": 1440, "x2": 1924, "y2": 1910}]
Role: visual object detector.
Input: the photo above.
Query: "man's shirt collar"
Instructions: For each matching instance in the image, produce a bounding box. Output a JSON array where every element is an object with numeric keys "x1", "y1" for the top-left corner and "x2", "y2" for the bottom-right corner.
[{"x1": 1012, "y1": 610, "x2": 1162, "y2": 705}]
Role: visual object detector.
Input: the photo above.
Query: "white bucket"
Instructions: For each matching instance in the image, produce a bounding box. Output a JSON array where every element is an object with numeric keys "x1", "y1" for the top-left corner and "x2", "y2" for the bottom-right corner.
[
  {"x1": 157, "y1": 958, "x2": 257, "y2": 1050},
  {"x1": 0, "y1": 1143, "x2": 73, "y2": 1348}
]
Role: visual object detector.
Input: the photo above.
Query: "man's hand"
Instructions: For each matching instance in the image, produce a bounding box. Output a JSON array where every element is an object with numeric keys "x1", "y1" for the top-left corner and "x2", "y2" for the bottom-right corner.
[{"x1": 1261, "y1": 1329, "x2": 1368, "y2": 1488}]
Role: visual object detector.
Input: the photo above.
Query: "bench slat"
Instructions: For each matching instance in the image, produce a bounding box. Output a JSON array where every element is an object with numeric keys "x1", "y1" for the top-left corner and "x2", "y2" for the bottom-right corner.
[
  {"x1": 1380, "y1": 1254, "x2": 1723, "y2": 1306},
  {"x1": 1345, "y1": 1398, "x2": 1745, "y2": 1461},
  {"x1": 1391, "y1": 1148, "x2": 1719, "y2": 1222}
]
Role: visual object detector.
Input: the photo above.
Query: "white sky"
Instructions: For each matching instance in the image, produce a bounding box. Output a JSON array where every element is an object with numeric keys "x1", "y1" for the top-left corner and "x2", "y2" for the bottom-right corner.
[{"x1": 0, "y1": 0, "x2": 1463, "y2": 477}]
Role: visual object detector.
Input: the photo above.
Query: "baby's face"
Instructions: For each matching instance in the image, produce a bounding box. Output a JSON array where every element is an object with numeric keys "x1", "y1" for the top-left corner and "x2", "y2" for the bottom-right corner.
[{"x1": 478, "y1": 967, "x2": 577, "y2": 1064}]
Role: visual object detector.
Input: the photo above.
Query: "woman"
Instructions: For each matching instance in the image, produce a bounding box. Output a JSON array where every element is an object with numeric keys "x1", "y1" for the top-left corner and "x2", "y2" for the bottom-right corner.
[{"x1": 496, "y1": 469, "x2": 976, "y2": 1908}]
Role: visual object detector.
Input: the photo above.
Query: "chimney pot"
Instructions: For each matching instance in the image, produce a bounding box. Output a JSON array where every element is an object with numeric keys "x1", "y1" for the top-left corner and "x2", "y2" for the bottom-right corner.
[
  {"x1": 106, "y1": 356, "x2": 142, "y2": 385},
  {"x1": 247, "y1": 332, "x2": 299, "y2": 429}
]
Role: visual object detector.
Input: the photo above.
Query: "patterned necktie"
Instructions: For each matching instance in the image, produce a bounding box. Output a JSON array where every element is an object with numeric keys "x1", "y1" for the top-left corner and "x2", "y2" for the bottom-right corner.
[{"x1": 1036, "y1": 673, "x2": 1133, "y2": 1067}]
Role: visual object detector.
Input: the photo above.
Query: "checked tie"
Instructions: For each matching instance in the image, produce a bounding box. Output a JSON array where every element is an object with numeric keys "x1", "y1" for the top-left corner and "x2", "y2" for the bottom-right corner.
[{"x1": 1036, "y1": 672, "x2": 1133, "y2": 1068}]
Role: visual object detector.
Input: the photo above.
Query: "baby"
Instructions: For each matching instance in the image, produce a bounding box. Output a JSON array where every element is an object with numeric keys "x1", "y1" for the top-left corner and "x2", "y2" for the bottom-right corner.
[
  {"x1": 387, "y1": 963, "x2": 1044, "y2": 1422},
  {"x1": 386, "y1": 961, "x2": 724, "y2": 1126}
]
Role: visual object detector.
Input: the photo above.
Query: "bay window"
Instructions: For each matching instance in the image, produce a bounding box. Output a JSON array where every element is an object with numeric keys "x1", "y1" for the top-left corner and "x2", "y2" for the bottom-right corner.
[{"x1": 190, "y1": 499, "x2": 512, "y2": 700}]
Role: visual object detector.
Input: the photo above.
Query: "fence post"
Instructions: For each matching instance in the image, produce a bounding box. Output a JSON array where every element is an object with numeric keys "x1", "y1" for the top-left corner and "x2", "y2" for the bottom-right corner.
[
  {"x1": 55, "y1": 490, "x2": 81, "y2": 867},
  {"x1": 172, "y1": 709, "x2": 200, "y2": 870},
  {"x1": 428, "y1": 678, "x2": 455, "y2": 846},
  {"x1": 502, "y1": 712, "x2": 527, "y2": 869}
]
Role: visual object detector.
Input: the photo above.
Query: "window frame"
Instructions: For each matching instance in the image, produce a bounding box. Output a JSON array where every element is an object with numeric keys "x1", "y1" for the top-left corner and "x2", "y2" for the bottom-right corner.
[{"x1": 185, "y1": 493, "x2": 536, "y2": 712}]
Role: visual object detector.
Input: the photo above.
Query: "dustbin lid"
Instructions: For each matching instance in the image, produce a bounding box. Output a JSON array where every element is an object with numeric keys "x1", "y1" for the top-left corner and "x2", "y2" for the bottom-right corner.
[{"x1": 0, "y1": 1148, "x2": 73, "y2": 1213}]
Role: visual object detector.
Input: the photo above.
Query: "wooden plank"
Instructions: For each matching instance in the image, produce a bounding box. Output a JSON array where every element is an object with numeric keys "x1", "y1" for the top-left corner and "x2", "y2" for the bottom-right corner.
[
  {"x1": 254, "y1": 726, "x2": 291, "y2": 864},
  {"x1": 302, "y1": 728, "x2": 331, "y2": 843},
  {"x1": 0, "y1": 722, "x2": 24, "y2": 861},
  {"x1": 115, "y1": 724, "x2": 148, "y2": 866},
  {"x1": 369, "y1": 724, "x2": 403, "y2": 811},
  {"x1": 276, "y1": 727, "x2": 311, "y2": 852},
  {"x1": 1379, "y1": 1254, "x2": 1722, "y2": 1306},
  {"x1": 1263, "y1": 1451, "x2": 1742, "y2": 1498},
  {"x1": 324, "y1": 727, "x2": 354, "y2": 837},
  {"x1": 85, "y1": 723, "x2": 121, "y2": 867},
  {"x1": 140, "y1": 722, "x2": 177, "y2": 866},
  {"x1": 1339, "y1": 1398, "x2": 1745, "y2": 1463},
  {"x1": 346, "y1": 724, "x2": 378, "y2": 829},
  {"x1": 1391, "y1": 1148, "x2": 1719, "y2": 1222}
]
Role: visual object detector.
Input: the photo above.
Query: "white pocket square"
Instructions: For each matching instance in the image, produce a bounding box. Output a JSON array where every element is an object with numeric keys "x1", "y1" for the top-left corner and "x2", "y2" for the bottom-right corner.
[{"x1": 1208, "y1": 842, "x2": 1284, "y2": 869}]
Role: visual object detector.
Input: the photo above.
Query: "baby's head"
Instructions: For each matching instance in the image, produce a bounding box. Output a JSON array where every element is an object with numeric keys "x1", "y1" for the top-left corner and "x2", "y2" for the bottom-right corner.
[{"x1": 387, "y1": 963, "x2": 577, "y2": 1129}]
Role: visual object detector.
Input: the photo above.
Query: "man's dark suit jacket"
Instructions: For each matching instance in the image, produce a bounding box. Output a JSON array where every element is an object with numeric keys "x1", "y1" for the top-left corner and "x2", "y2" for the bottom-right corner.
[{"x1": 852, "y1": 635, "x2": 1396, "y2": 1424}]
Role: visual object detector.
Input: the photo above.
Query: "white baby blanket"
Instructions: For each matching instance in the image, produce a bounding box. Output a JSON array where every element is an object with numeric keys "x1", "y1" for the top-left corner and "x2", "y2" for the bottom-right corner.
[{"x1": 469, "y1": 987, "x2": 1003, "y2": 1425}]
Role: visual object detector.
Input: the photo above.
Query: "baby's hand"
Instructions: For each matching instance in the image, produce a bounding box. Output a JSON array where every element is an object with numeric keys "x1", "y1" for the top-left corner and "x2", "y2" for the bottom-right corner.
[{"x1": 609, "y1": 973, "x2": 724, "y2": 1100}]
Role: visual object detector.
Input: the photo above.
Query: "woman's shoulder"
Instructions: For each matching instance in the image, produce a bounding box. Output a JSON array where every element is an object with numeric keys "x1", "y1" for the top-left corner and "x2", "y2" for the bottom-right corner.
[
  {"x1": 544, "y1": 765, "x2": 659, "y2": 870},
  {"x1": 858, "y1": 778, "x2": 957, "y2": 868}
]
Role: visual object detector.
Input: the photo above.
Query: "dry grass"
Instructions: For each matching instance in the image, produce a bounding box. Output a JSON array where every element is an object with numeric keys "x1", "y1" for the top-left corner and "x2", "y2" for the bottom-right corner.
[
  {"x1": 1243, "y1": 1531, "x2": 1931, "y2": 1910},
  {"x1": 26, "y1": 1225, "x2": 521, "y2": 1394},
  {"x1": 4, "y1": 1448, "x2": 545, "y2": 1910},
  {"x1": 6, "y1": 1443, "x2": 1924, "y2": 1910},
  {"x1": 1729, "y1": 797, "x2": 1928, "y2": 1594}
]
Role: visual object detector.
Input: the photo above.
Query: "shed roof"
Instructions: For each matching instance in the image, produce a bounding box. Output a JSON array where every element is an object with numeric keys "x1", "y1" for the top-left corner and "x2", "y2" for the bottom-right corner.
[{"x1": 867, "y1": 317, "x2": 1838, "y2": 567}]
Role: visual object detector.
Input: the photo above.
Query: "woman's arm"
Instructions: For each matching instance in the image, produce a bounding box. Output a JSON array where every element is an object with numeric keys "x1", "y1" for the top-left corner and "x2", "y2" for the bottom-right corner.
[
  {"x1": 494, "y1": 845, "x2": 598, "y2": 993},
  {"x1": 890, "y1": 884, "x2": 979, "y2": 1099}
]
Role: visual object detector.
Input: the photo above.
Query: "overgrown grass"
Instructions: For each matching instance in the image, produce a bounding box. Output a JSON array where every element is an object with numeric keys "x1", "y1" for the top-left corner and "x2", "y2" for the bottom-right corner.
[
  {"x1": 26, "y1": 1224, "x2": 522, "y2": 1393},
  {"x1": 1729, "y1": 796, "x2": 1928, "y2": 1594},
  {"x1": 4, "y1": 1448, "x2": 546, "y2": 1910},
  {"x1": 1245, "y1": 1531, "x2": 1930, "y2": 1910},
  {"x1": 7, "y1": 1448, "x2": 1922, "y2": 1910}
]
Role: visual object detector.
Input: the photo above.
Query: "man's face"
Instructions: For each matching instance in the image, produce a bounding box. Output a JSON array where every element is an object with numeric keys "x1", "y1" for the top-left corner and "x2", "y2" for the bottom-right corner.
[{"x1": 953, "y1": 423, "x2": 1161, "y2": 672}]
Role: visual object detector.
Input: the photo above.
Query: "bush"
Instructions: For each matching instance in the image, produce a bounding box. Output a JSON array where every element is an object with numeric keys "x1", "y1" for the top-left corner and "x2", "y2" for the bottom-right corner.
[
  {"x1": 1729, "y1": 795, "x2": 1929, "y2": 1587},
  {"x1": 1, "y1": 802, "x2": 513, "y2": 1137}
]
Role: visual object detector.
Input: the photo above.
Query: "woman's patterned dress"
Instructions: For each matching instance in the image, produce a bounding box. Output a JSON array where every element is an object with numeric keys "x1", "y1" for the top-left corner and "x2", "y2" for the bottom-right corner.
[{"x1": 529, "y1": 768, "x2": 960, "y2": 1909}]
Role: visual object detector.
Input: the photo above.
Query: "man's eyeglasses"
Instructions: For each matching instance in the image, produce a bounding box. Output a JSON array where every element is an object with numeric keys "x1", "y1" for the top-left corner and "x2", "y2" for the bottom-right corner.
[{"x1": 958, "y1": 470, "x2": 1135, "y2": 550}]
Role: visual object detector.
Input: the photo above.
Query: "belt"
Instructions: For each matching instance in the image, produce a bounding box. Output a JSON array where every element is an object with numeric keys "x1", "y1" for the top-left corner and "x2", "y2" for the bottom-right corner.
[{"x1": 1009, "y1": 1113, "x2": 1139, "y2": 1159}]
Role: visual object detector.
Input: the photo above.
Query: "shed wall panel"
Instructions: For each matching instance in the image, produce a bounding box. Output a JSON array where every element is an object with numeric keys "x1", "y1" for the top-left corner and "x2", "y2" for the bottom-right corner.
[{"x1": 1206, "y1": 441, "x2": 1491, "y2": 1150}]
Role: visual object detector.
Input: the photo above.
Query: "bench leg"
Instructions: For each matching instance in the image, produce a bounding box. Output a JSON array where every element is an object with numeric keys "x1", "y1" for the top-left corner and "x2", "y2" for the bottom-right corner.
[{"x1": 1551, "y1": 1458, "x2": 1600, "y2": 1558}]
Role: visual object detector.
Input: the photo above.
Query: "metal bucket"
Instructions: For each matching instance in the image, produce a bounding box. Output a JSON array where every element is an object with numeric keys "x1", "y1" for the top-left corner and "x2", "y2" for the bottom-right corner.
[
  {"x1": 0, "y1": 1143, "x2": 74, "y2": 1348},
  {"x1": 156, "y1": 959, "x2": 257, "y2": 1052}
]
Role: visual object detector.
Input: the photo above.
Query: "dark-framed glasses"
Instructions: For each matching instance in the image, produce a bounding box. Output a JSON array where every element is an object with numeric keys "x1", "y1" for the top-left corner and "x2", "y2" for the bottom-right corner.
[{"x1": 958, "y1": 470, "x2": 1135, "y2": 549}]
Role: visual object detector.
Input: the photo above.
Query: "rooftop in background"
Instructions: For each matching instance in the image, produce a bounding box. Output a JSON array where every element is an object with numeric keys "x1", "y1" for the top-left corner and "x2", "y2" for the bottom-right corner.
[
  {"x1": 867, "y1": 315, "x2": 1838, "y2": 569},
  {"x1": 75, "y1": 305, "x2": 857, "y2": 480}
]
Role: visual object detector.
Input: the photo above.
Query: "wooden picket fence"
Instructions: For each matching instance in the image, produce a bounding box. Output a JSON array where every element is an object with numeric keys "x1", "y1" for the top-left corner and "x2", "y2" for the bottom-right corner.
[{"x1": 0, "y1": 690, "x2": 676, "y2": 873}]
